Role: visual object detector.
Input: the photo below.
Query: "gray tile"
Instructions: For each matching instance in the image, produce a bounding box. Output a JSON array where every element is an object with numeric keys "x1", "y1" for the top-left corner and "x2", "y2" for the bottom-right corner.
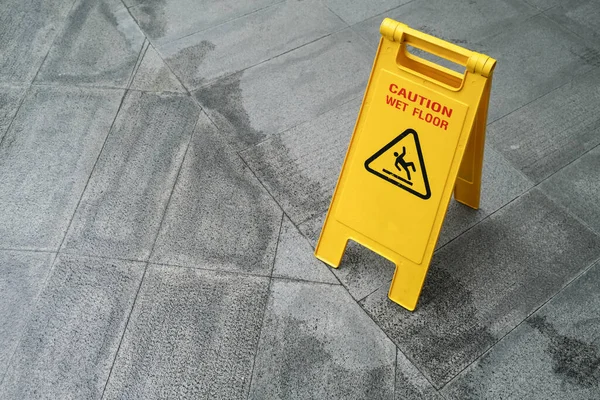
[
  {"x1": 0, "y1": 86, "x2": 123, "y2": 251},
  {"x1": 240, "y1": 98, "x2": 361, "y2": 225},
  {"x1": 479, "y1": 14, "x2": 598, "y2": 122},
  {"x1": 395, "y1": 350, "x2": 443, "y2": 400},
  {"x1": 103, "y1": 264, "x2": 270, "y2": 400},
  {"x1": 0, "y1": 0, "x2": 74, "y2": 83},
  {"x1": 0, "y1": 85, "x2": 27, "y2": 141},
  {"x1": 545, "y1": 0, "x2": 600, "y2": 50},
  {"x1": 160, "y1": 0, "x2": 345, "y2": 90},
  {"x1": 524, "y1": 0, "x2": 562, "y2": 11},
  {"x1": 443, "y1": 259, "x2": 600, "y2": 399},
  {"x1": 324, "y1": 0, "x2": 411, "y2": 25},
  {"x1": 297, "y1": 211, "x2": 326, "y2": 248},
  {"x1": 540, "y1": 145, "x2": 600, "y2": 235},
  {"x1": 487, "y1": 67, "x2": 600, "y2": 183},
  {"x1": 248, "y1": 279, "x2": 395, "y2": 400},
  {"x1": 437, "y1": 146, "x2": 532, "y2": 248},
  {"x1": 0, "y1": 254, "x2": 145, "y2": 400},
  {"x1": 353, "y1": 0, "x2": 536, "y2": 49},
  {"x1": 195, "y1": 29, "x2": 373, "y2": 151},
  {"x1": 36, "y1": 0, "x2": 145, "y2": 87},
  {"x1": 150, "y1": 114, "x2": 282, "y2": 275},
  {"x1": 0, "y1": 251, "x2": 53, "y2": 370},
  {"x1": 273, "y1": 217, "x2": 338, "y2": 284},
  {"x1": 129, "y1": 0, "x2": 282, "y2": 45},
  {"x1": 62, "y1": 91, "x2": 199, "y2": 260},
  {"x1": 129, "y1": 42, "x2": 185, "y2": 93},
  {"x1": 360, "y1": 189, "x2": 600, "y2": 387}
]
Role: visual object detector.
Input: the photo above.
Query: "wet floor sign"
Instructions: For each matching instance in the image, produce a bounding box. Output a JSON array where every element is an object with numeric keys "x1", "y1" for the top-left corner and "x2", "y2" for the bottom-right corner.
[{"x1": 315, "y1": 19, "x2": 496, "y2": 311}]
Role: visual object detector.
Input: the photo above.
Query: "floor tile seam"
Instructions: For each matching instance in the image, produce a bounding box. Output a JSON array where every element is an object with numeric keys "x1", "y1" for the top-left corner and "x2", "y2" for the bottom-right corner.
[
  {"x1": 99, "y1": 261, "x2": 150, "y2": 400},
  {"x1": 542, "y1": 4, "x2": 600, "y2": 50},
  {"x1": 30, "y1": 81, "x2": 129, "y2": 91},
  {"x1": 145, "y1": 115, "x2": 201, "y2": 264},
  {"x1": 348, "y1": 23, "x2": 373, "y2": 49},
  {"x1": 343, "y1": 0, "x2": 420, "y2": 28},
  {"x1": 270, "y1": 275, "x2": 341, "y2": 287},
  {"x1": 28, "y1": 0, "x2": 80, "y2": 87},
  {"x1": 535, "y1": 176, "x2": 600, "y2": 238},
  {"x1": 153, "y1": 0, "x2": 288, "y2": 48},
  {"x1": 527, "y1": 137, "x2": 600, "y2": 188},
  {"x1": 484, "y1": 146, "x2": 535, "y2": 189},
  {"x1": 237, "y1": 93, "x2": 362, "y2": 154},
  {"x1": 319, "y1": 0, "x2": 350, "y2": 27},
  {"x1": 466, "y1": 8, "x2": 547, "y2": 47},
  {"x1": 29, "y1": 82, "x2": 194, "y2": 97},
  {"x1": 189, "y1": 25, "x2": 350, "y2": 93},
  {"x1": 0, "y1": 249, "x2": 60, "y2": 389},
  {"x1": 393, "y1": 349, "x2": 397, "y2": 400},
  {"x1": 28, "y1": 81, "x2": 193, "y2": 97},
  {"x1": 245, "y1": 213, "x2": 283, "y2": 400},
  {"x1": 0, "y1": 84, "x2": 31, "y2": 147},
  {"x1": 485, "y1": 63, "x2": 596, "y2": 126},
  {"x1": 148, "y1": 260, "x2": 273, "y2": 280},
  {"x1": 125, "y1": 38, "x2": 150, "y2": 89},
  {"x1": 355, "y1": 298, "x2": 439, "y2": 391},
  {"x1": 144, "y1": 43, "x2": 197, "y2": 99},
  {"x1": 119, "y1": 0, "x2": 196, "y2": 99},
  {"x1": 0, "y1": 247, "x2": 58, "y2": 256},
  {"x1": 56, "y1": 89, "x2": 129, "y2": 255},
  {"x1": 57, "y1": 250, "x2": 147, "y2": 265},
  {"x1": 237, "y1": 150, "x2": 292, "y2": 224},
  {"x1": 274, "y1": 214, "x2": 357, "y2": 291},
  {"x1": 439, "y1": 252, "x2": 600, "y2": 392}
]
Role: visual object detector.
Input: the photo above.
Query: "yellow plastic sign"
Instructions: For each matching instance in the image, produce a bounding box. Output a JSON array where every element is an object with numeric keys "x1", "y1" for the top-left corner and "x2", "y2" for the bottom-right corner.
[{"x1": 315, "y1": 19, "x2": 496, "y2": 311}]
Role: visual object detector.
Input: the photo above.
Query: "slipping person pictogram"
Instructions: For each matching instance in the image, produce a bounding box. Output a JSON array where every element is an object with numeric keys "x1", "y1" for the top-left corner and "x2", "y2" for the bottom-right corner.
[
  {"x1": 394, "y1": 147, "x2": 416, "y2": 182},
  {"x1": 364, "y1": 129, "x2": 431, "y2": 199}
]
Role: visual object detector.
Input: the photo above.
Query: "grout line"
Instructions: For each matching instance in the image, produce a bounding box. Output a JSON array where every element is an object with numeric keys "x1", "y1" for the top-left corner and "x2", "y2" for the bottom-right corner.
[
  {"x1": 354, "y1": 297, "x2": 441, "y2": 391},
  {"x1": 56, "y1": 89, "x2": 129, "y2": 254},
  {"x1": 99, "y1": 101, "x2": 202, "y2": 399},
  {"x1": 57, "y1": 250, "x2": 147, "y2": 265},
  {"x1": 99, "y1": 261, "x2": 149, "y2": 399},
  {"x1": 0, "y1": 86, "x2": 32, "y2": 148},
  {"x1": 393, "y1": 349, "x2": 398, "y2": 400},
  {"x1": 237, "y1": 93, "x2": 362, "y2": 154},
  {"x1": 125, "y1": 38, "x2": 150, "y2": 88},
  {"x1": 191, "y1": 25, "x2": 350, "y2": 92},
  {"x1": 149, "y1": 260, "x2": 272, "y2": 280},
  {"x1": 270, "y1": 275, "x2": 340, "y2": 287},
  {"x1": 29, "y1": 0, "x2": 79, "y2": 86},
  {"x1": 245, "y1": 213, "x2": 284, "y2": 400},
  {"x1": 0, "y1": 248, "x2": 58, "y2": 255},
  {"x1": 320, "y1": 1, "x2": 350, "y2": 27},
  {"x1": 0, "y1": 250, "x2": 59, "y2": 387},
  {"x1": 441, "y1": 252, "x2": 600, "y2": 391},
  {"x1": 147, "y1": 0, "x2": 287, "y2": 48},
  {"x1": 537, "y1": 179, "x2": 600, "y2": 238}
]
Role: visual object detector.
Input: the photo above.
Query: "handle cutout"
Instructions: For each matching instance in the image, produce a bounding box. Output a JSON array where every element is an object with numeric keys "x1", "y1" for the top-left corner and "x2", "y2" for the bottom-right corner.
[{"x1": 397, "y1": 43, "x2": 466, "y2": 90}]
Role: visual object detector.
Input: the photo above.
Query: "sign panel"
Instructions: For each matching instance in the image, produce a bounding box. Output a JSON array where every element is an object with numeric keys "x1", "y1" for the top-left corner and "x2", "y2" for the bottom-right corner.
[{"x1": 315, "y1": 19, "x2": 496, "y2": 311}]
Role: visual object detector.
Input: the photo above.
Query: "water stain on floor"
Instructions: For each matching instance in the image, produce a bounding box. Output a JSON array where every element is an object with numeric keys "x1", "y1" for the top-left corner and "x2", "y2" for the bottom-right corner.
[
  {"x1": 528, "y1": 315, "x2": 600, "y2": 388},
  {"x1": 195, "y1": 72, "x2": 266, "y2": 150}
]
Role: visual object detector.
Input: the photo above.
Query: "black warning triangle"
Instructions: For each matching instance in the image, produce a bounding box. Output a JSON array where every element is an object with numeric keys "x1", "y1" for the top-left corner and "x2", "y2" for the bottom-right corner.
[{"x1": 364, "y1": 129, "x2": 431, "y2": 199}]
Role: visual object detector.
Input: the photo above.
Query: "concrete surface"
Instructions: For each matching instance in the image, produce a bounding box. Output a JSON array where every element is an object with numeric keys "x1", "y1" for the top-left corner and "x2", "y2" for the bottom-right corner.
[{"x1": 1, "y1": 0, "x2": 600, "y2": 399}]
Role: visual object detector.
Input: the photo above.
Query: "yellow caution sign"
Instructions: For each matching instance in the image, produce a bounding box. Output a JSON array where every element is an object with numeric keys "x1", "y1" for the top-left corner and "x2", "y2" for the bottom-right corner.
[{"x1": 315, "y1": 19, "x2": 496, "y2": 311}]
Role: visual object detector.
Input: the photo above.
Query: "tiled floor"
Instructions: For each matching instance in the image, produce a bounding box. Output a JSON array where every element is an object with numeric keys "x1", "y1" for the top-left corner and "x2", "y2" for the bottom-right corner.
[{"x1": 1, "y1": 0, "x2": 599, "y2": 399}]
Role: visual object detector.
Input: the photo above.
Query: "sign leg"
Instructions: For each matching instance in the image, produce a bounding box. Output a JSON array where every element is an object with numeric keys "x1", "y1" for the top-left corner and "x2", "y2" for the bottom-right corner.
[
  {"x1": 387, "y1": 262, "x2": 429, "y2": 311},
  {"x1": 315, "y1": 220, "x2": 348, "y2": 268},
  {"x1": 454, "y1": 82, "x2": 492, "y2": 210}
]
